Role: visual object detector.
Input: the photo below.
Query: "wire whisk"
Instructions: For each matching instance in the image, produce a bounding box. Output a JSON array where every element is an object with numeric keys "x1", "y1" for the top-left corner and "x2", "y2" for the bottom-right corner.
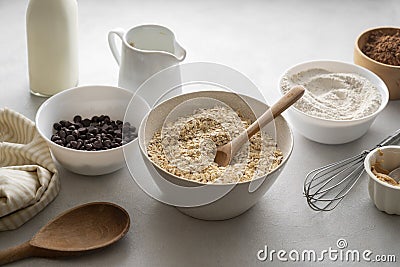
[{"x1": 304, "y1": 129, "x2": 400, "y2": 211}]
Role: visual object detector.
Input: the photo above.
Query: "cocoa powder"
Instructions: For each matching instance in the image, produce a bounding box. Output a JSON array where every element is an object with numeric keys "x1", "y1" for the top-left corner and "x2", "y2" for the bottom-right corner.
[{"x1": 361, "y1": 29, "x2": 400, "y2": 66}]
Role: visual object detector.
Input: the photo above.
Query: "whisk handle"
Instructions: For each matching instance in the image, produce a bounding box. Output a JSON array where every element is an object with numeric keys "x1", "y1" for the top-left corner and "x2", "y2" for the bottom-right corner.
[{"x1": 377, "y1": 129, "x2": 400, "y2": 147}]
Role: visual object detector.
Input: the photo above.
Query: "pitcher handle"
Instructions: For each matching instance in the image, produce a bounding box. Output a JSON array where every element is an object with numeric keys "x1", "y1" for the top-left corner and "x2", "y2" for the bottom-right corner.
[{"x1": 108, "y1": 28, "x2": 125, "y2": 65}]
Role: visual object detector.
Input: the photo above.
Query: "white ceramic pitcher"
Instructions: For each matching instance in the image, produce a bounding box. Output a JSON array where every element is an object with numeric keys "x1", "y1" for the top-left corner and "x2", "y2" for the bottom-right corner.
[{"x1": 108, "y1": 25, "x2": 186, "y2": 95}]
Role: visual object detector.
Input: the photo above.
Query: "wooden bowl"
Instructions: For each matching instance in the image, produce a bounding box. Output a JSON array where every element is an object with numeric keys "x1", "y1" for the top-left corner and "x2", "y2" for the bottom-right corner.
[{"x1": 354, "y1": 26, "x2": 400, "y2": 100}]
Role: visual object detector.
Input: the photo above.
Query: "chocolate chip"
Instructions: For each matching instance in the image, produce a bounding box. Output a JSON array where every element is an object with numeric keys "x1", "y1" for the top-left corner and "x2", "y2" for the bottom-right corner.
[
  {"x1": 92, "y1": 116, "x2": 99, "y2": 123},
  {"x1": 66, "y1": 135, "x2": 75, "y2": 143},
  {"x1": 59, "y1": 130, "x2": 67, "y2": 139},
  {"x1": 53, "y1": 122, "x2": 62, "y2": 131},
  {"x1": 93, "y1": 140, "x2": 102, "y2": 149},
  {"x1": 70, "y1": 140, "x2": 78, "y2": 148},
  {"x1": 72, "y1": 129, "x2": 79, "y2": 137},
  {"x1": 76, "y1": 140, "x2": 83, "y2": 148},
  {"x1": 89, "y1": 127, "x2": 99, "y2": 135},
  {"x1": 82, "y1": 118, "x2": 91, "y2": 127},
  {"x1": 73, "y1": 115, "x2": 82, "y2": 123},
  {"x1": 103, "y1": 140, "x2": 112, "y2": 148},
  {"x1": 78, "y1": 127, "x2": 87, "y2": 134},
  {"x1": 51, "y1": 135, "x2": 60, "y2": 141},
  {"x1": 54, "y1": 140, "x2": 63, "y2": 146},
  {"x1": 51, "y1": 115, "x2": 136, "y2": 151}
]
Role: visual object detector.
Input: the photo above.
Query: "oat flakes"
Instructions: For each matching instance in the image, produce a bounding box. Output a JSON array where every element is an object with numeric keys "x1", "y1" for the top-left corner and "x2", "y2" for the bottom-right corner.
[{"x1": 147, "y1": 106, "x2": 283, "y2": 184}]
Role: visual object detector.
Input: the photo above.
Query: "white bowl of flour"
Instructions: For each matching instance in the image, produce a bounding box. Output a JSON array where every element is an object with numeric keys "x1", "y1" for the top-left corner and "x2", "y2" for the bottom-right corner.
[{"x1": 279, "y1": 60, "x2": 389, "y2": 144}]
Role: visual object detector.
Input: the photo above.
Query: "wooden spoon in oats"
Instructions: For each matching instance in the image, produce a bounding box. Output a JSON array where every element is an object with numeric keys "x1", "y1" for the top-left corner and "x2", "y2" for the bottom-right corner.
[{"x1": 214, "y1": 86, "x2": 305, "y2": 167}]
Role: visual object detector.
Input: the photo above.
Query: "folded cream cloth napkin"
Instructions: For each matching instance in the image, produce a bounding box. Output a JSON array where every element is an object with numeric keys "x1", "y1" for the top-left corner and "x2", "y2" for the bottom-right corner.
[{"x1": 0, "y1": 108, "x2": 60, "y2": 231}]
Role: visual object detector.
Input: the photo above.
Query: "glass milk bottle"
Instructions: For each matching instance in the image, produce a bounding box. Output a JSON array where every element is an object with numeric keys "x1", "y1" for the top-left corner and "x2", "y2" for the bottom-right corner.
[{"x1": 26, "y1": 0, "x2": 78, "y2": 97}]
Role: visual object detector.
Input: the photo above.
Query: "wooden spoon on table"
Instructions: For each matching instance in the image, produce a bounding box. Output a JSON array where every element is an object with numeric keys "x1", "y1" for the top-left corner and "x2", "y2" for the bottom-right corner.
[
  {"x1": 0, "y1": 202, "x2": 130, "y2": 265},
  {"x1": 214, "y1": 86, "x2": 305, "y2": 167}
]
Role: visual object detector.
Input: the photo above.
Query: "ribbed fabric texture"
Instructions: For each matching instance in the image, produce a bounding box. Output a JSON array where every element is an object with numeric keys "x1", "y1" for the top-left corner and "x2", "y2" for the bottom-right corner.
[{"x1": 0, "y1": 108, "x2": 60, "y2": 231}]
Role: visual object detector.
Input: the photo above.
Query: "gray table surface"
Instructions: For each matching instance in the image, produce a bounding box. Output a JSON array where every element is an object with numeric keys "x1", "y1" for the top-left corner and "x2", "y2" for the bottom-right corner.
[{"x1": 1, "y1": 0, "x2": 400, "y2": 266}]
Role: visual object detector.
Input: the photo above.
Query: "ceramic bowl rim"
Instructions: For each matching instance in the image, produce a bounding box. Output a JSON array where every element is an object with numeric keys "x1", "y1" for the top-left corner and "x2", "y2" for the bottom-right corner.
[
  {"x1": 138, "y1": 90, "x2": 294, "y2": 186},
  {"x1": 278, "y1": 59, "x2": 389, "y2": 123},
  {"x1": 35, "y1": 85, "x2": 138, "y2": 154},
  {"x1": 355, "y1": 26, "x2": 400, "y2": 69},
  {"x1": 364, "y1": 145, "x2": 400, "y2": 190}
]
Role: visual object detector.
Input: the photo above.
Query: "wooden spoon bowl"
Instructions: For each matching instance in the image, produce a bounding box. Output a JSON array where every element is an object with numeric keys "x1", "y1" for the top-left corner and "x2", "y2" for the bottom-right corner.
[{"x1": 0, "y1": 202, "x2": 130, "y2": 265}]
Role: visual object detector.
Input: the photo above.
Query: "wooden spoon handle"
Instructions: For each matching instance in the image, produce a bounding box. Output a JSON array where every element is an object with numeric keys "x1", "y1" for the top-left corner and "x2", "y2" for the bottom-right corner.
[
  {"x1": 0, "y1": 241, "x2": 36, "y2": 265},
  {"x1": 248, "y1": 85, "x2": 304, "y2": 137},
  {"x1": 231, "y1": 86, "x2": 305, "y2": 156}
]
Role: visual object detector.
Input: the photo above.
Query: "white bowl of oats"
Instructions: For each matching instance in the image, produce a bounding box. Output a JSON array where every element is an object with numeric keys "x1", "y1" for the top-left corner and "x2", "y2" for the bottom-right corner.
[
  {"x1": 138, "y1": 90, "x2": 293, "y2": 220},
  {"x1": 279, "y1": 60, "x2": 389, "y2": 144}
]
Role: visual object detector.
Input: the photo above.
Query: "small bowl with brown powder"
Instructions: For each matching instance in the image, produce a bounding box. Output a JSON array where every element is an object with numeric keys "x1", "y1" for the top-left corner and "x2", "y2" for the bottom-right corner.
[
  {"x1": 354, "y1": 26, "x2": 400, "y2": 100},
  {"x1": 364, "y1": 146, "x2": 400, "y2": 215},
  {"x1": 279, "y1": 60, "x2": 389, "y2": 144},
  {"x1": 138, "y1": 90, "x2": 293, "y2": 220}
]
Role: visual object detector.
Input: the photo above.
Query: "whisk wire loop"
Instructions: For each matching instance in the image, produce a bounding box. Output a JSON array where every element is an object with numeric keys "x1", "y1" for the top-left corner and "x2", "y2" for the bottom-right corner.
[{"x1": 303, "y1": 129, "x2": 400, "y2": 211}]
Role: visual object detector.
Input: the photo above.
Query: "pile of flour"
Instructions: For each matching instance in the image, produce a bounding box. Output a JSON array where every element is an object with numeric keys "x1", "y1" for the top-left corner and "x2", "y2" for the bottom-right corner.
[{"x1": 280, "y1": 68, "x2": 382, "y2": 120}]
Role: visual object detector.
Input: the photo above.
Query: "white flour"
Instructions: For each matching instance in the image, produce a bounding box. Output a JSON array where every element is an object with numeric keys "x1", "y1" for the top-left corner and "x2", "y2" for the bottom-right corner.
[{"x1": 280, "y1": 68, "x2": 382, "y2": 120}]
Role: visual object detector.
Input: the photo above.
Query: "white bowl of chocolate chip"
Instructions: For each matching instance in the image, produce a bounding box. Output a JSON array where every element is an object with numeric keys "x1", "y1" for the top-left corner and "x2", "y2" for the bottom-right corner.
[
  {"x1": 36, "y1": 85, "x2": 150, "y2": 175},
  {"x1": 279, "y1": 60, "x2": 389, "y2": 144}
]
